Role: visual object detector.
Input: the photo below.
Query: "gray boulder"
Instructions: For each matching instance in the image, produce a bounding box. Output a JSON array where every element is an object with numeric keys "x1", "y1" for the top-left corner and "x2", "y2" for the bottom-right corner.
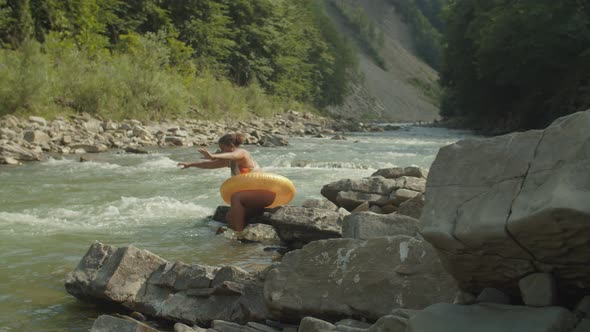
[
  {"x1": 264, "y1": 236, "x2": 457, "y2": 322},
  {"x1": 321, "y1": 176, "x2": 397, "y2": 204},
  {"x1": 269, "y1": 206, "x2": 342, "y2": 248},
  {"x1": 65, "y1": 243, "x2": 269, "y2": 326},
  {"x1": 519, "y1": 273, "x2": 557, "y2": 307},
  {"x1": 342, "y1": 212, "x2": 420, "y2": 240},
  {"x1": 23, "y1": 130, "x2": 50, "y2": 145},
  {"x1": 406, "y1": 303, "x2": 577, "y2": 332},
  {"x1": 301, "y1": 198, "x2": 338, "y2": 211},
  {"x1": 421, "y1": 110, "x2": 590, "y2": 296},
  {"x1": 336, "y1": 191, "x2": 389, "y2": 211}
]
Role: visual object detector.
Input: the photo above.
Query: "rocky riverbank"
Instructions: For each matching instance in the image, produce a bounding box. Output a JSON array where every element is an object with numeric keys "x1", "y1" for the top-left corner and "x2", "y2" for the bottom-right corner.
[
  {"x1": 62, "y1": 109, "x2": 590, "y2": 331},
  {"x1": 0, "y1": 111, "x2": 387, "y2": 165}
]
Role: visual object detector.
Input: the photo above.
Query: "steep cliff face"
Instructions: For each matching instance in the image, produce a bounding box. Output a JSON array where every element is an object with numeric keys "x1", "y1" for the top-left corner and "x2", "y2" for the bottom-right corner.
[{"x1": 324, "y1": 0, "x2": 440, "y2": 123}]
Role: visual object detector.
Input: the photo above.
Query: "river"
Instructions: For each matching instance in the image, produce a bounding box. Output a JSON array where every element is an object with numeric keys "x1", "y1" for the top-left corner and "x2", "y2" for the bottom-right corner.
[{"x1": 0, "y1": 126, "x2": 476, "y2": 331}]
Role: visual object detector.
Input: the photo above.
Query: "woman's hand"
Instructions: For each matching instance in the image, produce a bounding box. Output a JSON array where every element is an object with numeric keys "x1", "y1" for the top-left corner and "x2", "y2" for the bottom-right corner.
[
  {"x1": 197, "y1": 148, "x2": 215, "y2": 160},
  {"x1": 177, "y1": 162, "x2": 190, "y2": 169}
]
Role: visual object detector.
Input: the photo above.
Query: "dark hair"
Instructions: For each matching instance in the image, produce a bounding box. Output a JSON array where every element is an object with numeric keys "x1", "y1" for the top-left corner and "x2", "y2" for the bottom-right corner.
[{"x1": 218, "y1": 133, "x2": 245, "y2": 147}]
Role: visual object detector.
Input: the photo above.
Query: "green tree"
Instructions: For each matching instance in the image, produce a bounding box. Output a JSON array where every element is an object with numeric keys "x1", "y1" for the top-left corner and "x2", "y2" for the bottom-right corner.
[{"x1": 440, "y1": 0, "x2": 590, "y2": 130}]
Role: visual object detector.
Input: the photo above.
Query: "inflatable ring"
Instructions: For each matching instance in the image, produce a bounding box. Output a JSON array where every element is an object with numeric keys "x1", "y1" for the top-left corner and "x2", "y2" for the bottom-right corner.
[{"x1": 220, "y1": 172, "x2": 296, "y2": 208}]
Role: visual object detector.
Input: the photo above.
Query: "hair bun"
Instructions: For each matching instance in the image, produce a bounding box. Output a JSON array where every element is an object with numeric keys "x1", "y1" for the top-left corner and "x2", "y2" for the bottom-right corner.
[{"x1": 235, "y1": 133, "x2": 245, "y2": 146}]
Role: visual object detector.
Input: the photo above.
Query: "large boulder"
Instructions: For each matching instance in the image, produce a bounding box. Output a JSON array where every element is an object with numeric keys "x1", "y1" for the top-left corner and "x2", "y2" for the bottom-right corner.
[
  {"x1": 421, "y1": 110, "x2": 590, "y2": 297},
  {"x1": 406, "y1": 303, "x2": 577, "y2": 332},
  {"x1": 264, "y1": 235, "x2": 458, "y2": 322},
  {"x1": 65, "y1": 243, "x2": 269, "y2": 326}
]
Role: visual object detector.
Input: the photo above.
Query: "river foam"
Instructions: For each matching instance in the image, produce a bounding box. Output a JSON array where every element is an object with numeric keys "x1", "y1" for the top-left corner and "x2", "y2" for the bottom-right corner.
[{"x1": 0, "y1": 196, "x2": 212, "y2": 235}]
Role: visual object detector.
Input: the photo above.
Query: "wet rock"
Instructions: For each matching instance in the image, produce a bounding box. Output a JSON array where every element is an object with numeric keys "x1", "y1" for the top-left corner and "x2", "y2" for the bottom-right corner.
[
  {"x1": 238, "y1": 224, "x2": 280, "y2": 245},
  {"x1": 125, "y1": 147, "x2": 149, "y2": 154},
  {"x1": 0, "y1": 156, "x2": 20, "y2": 165},
  {"x1": 90, "y1": 314, "x2": 160, "y2": 332}
]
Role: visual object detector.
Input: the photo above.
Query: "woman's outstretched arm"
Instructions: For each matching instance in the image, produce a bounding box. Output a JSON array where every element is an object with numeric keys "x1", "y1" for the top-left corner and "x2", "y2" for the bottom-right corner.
[
  {"x1": 198, "y1": 147, "x2": 245, "y2": 161},
  {"x1": 178, "y1": 159, "x2": 228, "y2": 169}
]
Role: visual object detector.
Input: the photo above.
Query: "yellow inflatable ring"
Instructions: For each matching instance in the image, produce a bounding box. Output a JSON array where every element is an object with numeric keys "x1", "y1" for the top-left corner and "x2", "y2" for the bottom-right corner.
[{"x1": 220, "y1": 172, "x2": 296, "y2": 208}]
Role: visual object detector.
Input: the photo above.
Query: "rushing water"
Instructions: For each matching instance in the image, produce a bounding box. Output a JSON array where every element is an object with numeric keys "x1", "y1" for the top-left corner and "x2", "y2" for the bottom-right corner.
[{"x1": 0, "y1": 126, "x2": 476, "y2": 331}]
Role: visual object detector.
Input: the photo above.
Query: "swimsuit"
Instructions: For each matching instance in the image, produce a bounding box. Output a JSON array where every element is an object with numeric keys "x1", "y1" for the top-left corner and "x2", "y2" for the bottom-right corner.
[{"x1": 230, "y1": 157, "x2": 260, "y2": 176}]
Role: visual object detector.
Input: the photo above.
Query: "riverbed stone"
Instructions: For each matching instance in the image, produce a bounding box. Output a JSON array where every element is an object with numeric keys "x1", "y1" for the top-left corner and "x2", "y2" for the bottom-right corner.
[
  {"x1": 298, "y1": 317, "x2": 336, "y2": 332},
  {"x1": 518, "y1": 273, "x2": 557, "y2": 307},
  {"x1": 65, "y1": 243, "x2": 167, "y2": 303},
  {"x1": 0, "y1": 156, "x2": 19, "y2": 165},
  {"x1": 301, "y1": 198, "x2": 338, "y2": 211},
  {"x1": 421, "y1": 110, "x2": 590, "y2": 297},
  {"x1": 264, "y1": 235, "x2": 458, "y2": 322},
  {"x1": 0, "y1": 141, "x2": 43, "y2": 161},
  {"x1": 66, "y1": 243, "x2": 269, "y2": 326},
  {"x1": 397, "y1": 194, "x2": 424, "y2": 219},
  {"x1": 371, "y1": 167, "x2": 405, "y2": 179},
  {"x1": 366, "y1": 315, "x2": 407, "y2": 332},
  {"x1": 388, "y1": 189, "x2": 420, "y2": 205},
  {"x1": 403, "y1": 166, "x2": 428, "y2": 179},
  {"x1": 406, "y1": 303, "x2": 577, "y2": 332},
  {"x1": 475, "y1": 288, "x2": 511, "y2": 304},
  {"x1": 342, "y1": 212, "x2": 420, "y2": 240},
  {"x1": 336, "y1": 191, "x2": 390, "y2": 211},
  {"x1": 28, "y1": 116, "x2": 47, "y2": 127},
  {"x1": 269, "y1": 206, "x2": 342, "y2": 248},
  {"x1": 321, "y1": 176, "x2": 397, "y2": 204},
  {"x1": 23, "y1": 130, "x2": 51, "y2": 145}
]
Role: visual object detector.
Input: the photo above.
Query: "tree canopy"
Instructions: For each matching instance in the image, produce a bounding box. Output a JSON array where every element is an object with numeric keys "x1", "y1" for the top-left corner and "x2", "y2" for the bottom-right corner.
[
  {"x1": 440, "y1": 0, "x2": 590, "y2": 131},
  {"x1": 0, "y1": 0, "x2": 357, "y2": 117}
]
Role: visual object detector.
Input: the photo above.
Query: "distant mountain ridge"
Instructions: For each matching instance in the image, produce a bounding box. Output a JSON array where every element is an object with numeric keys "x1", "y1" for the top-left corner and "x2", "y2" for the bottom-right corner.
[{"x1": 323, "y1": 0, "x2": 441, "y2": 123}]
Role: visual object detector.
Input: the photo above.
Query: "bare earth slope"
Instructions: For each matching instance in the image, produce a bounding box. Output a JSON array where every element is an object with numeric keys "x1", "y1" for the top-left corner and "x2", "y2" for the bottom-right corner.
[{"x1": 324, "y1": 0, "x2": 440, "y2": 123}]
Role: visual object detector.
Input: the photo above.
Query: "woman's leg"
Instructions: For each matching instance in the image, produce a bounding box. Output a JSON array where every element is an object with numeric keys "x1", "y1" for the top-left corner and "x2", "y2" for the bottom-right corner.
[{"x1": 228, "y1": 190, "x2": 276, "y2": 231}]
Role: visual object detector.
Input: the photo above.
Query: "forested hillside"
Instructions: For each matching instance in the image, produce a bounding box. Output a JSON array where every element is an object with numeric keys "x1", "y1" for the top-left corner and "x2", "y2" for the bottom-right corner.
[
  {"x1": 0, "y1": 0, "x2": 357, "y2": 120},
  {"x1": 440, "y1": 0, "x2": 590, "y2": 132}
]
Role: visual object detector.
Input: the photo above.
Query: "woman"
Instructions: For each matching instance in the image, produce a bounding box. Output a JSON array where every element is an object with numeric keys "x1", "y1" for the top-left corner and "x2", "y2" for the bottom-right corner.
[{"x1": 177, "y1": 133, "x2": 276, "y2": 231}]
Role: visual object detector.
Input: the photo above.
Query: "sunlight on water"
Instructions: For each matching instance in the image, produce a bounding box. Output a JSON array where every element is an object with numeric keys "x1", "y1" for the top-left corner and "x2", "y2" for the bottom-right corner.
[{"x1": 0, "y1": 126, "x2": 476, "y2": 331}]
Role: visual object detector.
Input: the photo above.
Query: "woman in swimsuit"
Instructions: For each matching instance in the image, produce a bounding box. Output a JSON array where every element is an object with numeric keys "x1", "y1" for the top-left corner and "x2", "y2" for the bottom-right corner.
[{"x1": 177, "y1": 133, "x2": 276, "y2": 231}]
